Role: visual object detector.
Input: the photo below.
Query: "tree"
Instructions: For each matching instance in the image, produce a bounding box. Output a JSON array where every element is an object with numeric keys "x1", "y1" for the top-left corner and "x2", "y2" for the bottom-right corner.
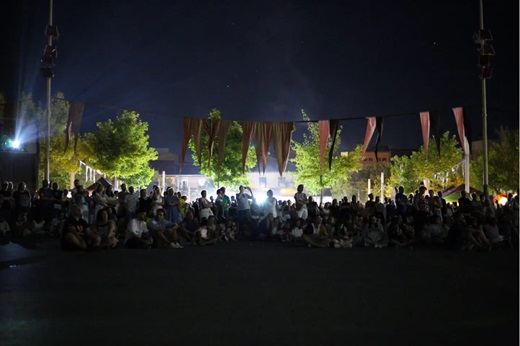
[
  {"x1": 188, "y1": 108, "x2": 256, "y2": 190},
  {"x1": 290, "y1": 110, "x2": 362, "y2": 197},
  {"x1": 388, "y1": 132, "x2": 464, "y2": 194},
  {"x1": 85, "y1": 111, "x2": 158, "y2": 187},
  {"x1": 470, "y1": 127, "x2": 519, "y2": 194}
]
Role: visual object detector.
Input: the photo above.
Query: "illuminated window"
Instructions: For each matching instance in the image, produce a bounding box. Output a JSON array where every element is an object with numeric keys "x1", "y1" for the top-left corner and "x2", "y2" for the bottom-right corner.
[
  {"x1": 278, "y1": 177, "x2": 286, "y2": 187},
  {"x1": 259, "y1": 177, "x2": 267, "y2": 188}
]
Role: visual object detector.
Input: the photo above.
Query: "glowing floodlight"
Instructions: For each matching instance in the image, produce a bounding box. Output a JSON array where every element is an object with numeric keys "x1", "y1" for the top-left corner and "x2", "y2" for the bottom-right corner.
[{"x1": 12, "y1": 139, "x2": 21, "y2": 149}]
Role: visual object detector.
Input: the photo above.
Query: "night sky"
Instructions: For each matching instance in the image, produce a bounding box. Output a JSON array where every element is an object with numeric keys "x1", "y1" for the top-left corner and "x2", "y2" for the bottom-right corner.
[{"x1": 1, "y1": 0, "x2": 518, "y2": 155}]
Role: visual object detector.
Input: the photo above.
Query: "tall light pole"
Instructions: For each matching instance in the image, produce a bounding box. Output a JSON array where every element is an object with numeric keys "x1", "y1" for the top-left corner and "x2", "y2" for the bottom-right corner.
[
  {"x1": 476, "y1": 0, "x2": 494, "y2": 198},
  {"x1": 41, "y1": 0, "x2": 57, "y2": 182}
]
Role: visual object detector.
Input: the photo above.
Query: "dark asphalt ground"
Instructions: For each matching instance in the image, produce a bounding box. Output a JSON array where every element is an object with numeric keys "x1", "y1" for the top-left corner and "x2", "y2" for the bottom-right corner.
[{"x1": 1, "y1": 237, "x2": 518, "y2": 346}]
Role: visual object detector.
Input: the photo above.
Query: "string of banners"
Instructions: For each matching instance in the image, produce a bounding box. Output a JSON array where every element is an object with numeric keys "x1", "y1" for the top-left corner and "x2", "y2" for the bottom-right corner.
[{"x1": 180, "y1": 106, "x2": 471, "y2": 176}]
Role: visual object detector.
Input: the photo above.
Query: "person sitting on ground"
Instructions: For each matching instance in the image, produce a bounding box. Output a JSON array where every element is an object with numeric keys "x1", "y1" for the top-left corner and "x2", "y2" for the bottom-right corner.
[
  {"x1": 254, "y1": 212, "x2": 274, "y2": 241},
  {"x1": 125, "y1": 210, "x2": 153, "y2": 248},
  {"x1": 483, "y1": 216, "x2": 505, "y2": 248},
  {"x1": 147, "y1": 208, "x2": 183, "y2": 248},
  {"x1": 0, "y1": 214, "x2": 11, "y2": 239},
  {"x1": 445, "y1": 212, "x2": 467, "y2": 250},
  {"x1": 302, "y1": 215, "x2": 331, "y2": 248},
  {"x1": 92, "y1": 208, "x2": 119, "y2": 249},
  {"x1": 463, "y1": 216, "x2": 491, "y2": 251},
  {"x1": 287, "y1": 217, "x2": 305, "y2": 242},
  {"x1": 386, "y1": 215, "x2": 411, "y2": 248},
  {"x1": 61, "y1": 204, "x2": 99, "y2": 250},
  {"x1": 362, "y1": 216, "x2": 387, "y2": 248},
  {"x1": 178, "y1": 210, "x2": 199, "y2": 244},
  {"x1": 331, "y1": 217, "x2": 353, "y2": 248},
  {"x1": 419, "y1": 215, "x2": 447, "y2": 245},
  {"x1": 195, "y1": 216, "x2": 219, "y2": 246},
  {"x1": 50, "y1": 210, "x2": 66, "y2": 237}
]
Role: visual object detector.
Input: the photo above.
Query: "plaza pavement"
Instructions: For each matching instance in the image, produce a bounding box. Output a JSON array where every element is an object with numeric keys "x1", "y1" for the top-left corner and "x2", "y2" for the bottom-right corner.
[{"x1": 1, "y1": 237, "x2": 518, "y2": 346}]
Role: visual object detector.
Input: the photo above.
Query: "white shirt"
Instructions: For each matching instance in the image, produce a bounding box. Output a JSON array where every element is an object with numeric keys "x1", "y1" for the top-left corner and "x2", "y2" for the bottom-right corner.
[
  {"x1": 125, "y1": 193, "x2": 139, "y2": 213},
  {"x1": 125, "y1": 219, "x2": 149, "y2": 243}
]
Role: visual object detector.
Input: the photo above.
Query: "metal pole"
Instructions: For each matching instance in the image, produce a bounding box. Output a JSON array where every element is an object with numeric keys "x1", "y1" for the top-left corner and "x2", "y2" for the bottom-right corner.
[
  {"x1": 480, "y1": 0, "x2": 489, "y2": 198},
  {"x1": 45, "y1": 0, "x2": 54, "y2": 182}
]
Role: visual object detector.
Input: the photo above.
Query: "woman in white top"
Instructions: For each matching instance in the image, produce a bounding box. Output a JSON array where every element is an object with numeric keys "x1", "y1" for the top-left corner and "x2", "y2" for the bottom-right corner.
[
  {"x1": 294, "y1": 184, "x2": 309, "y2": 220},
  {"x1": 151, "y1": 186, "x2": 163, "y2": 216},
  {"x1": 198, "y1": 190, "x2": 213, "y2": 220},
  {"x1": 93, "y1": 184, "x2": 109, "y2": 223},
  {"x1": 264, "y1": 189, "x2": 278, "y2": 218}
]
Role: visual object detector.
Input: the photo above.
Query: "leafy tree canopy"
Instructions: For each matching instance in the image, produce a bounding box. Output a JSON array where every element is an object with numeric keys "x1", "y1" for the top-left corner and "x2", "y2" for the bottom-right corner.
[
  {"x1": 188, "y1": 108, "x2": 256, "y2": 190},
  {"x1": 470, "y1": 127, "x2": 519, "y2": 195},
  {"x1": 290, "y1": 110, "x2": 362, "y2": 197},
  {"x1": 388, "y1": 131, "x2": 464, "y2": 194},
  {"x1": 85, "y1": 110, "x2": 157, "y2": 187}
]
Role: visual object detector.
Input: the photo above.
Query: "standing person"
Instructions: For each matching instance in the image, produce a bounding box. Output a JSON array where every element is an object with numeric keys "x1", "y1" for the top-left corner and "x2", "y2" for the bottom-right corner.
[
  {"x1": 72, "y1": 185, "x2": 90, "y2": 222},
  {"x1": 395, "y1": 186, "x2": 408, "y2": 216},
  {"x1": 124, "y1": 186, "x2": 139, "y2": 220},
  {"x1": 51, "y1": 182, "x2": 63, "y2": 220},
  {"x1": 236, "y1": 185, "x2": 253, "y2": 222},
  {"x1": 92, "y1": 184, "x2": 109, "y2": 223},
  {"x1": 138, "y1": 188, "x2": 152, "y2": 218},
  {"x1": 198, "y1": 190, "x2": 213, "y2": 220},
  {"x1": 264, "y1": 189, "x2": 278, "y2": 218},
  {"x1": 150, "y1": 186, "x2": 163, "y2": 216},
  {"x1": 13, "y1": 182, "x2": 32, "y2": 220},
  {"x1": 117, "y1": 184, "x2": 129, "y2": 218},
  {"x1": 294, "y1": 184, "x2": 309, "y2": 220},
  {"x1": 220, "y1": 187, "x2": 231, "y2": 220},
  {"x1": 215, "y1": 188, "x2": 224, "y2": 220},
  {"x1": 38, "y1": 179, "x2": 54, "y2": 226},
  {"x1": 163, "y1": 188, "x2": 180, "y2": 224}
]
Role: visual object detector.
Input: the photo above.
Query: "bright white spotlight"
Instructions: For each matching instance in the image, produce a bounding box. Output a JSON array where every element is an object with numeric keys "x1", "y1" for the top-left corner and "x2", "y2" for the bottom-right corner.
[{"x1": 12, "y1": 139, "x2": 20, "y2": 149}]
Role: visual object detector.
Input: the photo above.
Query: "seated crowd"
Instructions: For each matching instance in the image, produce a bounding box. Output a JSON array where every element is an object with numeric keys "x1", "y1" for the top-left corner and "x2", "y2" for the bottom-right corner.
[{"x1": 0, "y1": 179, "x2": 518, "y2": 252}]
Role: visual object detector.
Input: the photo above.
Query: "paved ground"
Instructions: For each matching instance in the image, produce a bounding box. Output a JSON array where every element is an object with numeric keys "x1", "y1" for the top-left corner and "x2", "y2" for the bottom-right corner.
[{"x1": 1, "y1": 238, "x2": 518, "y2": 346}]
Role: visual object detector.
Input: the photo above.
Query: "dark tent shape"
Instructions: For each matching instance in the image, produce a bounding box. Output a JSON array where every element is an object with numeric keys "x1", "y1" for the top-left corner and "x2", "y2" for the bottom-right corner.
[
  {"x1": 442, "y1": 184, "x2": 483, "y2": 197},
  {"x1": 86, "y1": 177, "x2": 112, "y2": 191}
]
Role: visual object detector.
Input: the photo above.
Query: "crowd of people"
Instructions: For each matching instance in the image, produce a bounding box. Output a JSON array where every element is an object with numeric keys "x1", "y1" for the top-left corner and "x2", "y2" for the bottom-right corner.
[{"x1": 0, "y1": 179, "x2": 518, "y2": 252}]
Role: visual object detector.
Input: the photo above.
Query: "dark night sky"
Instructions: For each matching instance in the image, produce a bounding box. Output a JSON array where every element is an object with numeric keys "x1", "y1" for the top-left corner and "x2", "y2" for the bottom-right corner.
[{"x1": 1, "y1": 0, "x2": 518, "y2": 155}]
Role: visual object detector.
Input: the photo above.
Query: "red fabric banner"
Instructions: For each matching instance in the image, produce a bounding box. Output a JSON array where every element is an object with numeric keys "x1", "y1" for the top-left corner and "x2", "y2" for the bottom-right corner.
[
  {"x1": 64, "y1": 101, "x2": 84, "y2": 154},
  {"x1": 217, "y1": 120, "x2": 231, "y2": 166},
  {"x1": 452, "y1": 107, "x2": 468, "y2": 154},
  {"x1": 241, "y1": 121, "x2": 255, "y2": 174},
  {"x1": 362, "y1": 117, "x2": 376, "y2": 155},
  {"x1": 419, "y1": 111, "x2": 430, "y2": 156},
  {"x1": 430, "y1": 111, "x2": 441, "y2": 156},
  {"x1": 328, "y1": 120, "x2": 340, "y2": 170},
  {"x1": 180, "y1": 117, "x2": 192, "y2": 171},
  {"x1": 204, "y1": 119, "x2": 221, "y2": 168},
  {"x1": 318, "y1": 120, "x2": 330, "y2": 170},
  {"x1": 191, "y1": 118, "x2": 204, "y2": 166},
  {"x1": 272, "y1": 122, "x2": 294, "y2": 176},
  {"x1": 253, "y1": 122, "x2": 273, "y2": 174}
]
